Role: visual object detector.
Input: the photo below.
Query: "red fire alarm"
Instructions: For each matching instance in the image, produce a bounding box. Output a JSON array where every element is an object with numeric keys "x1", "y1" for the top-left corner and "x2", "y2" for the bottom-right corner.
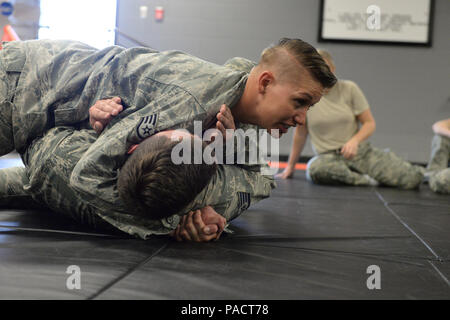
[{"x1": 155, "y1": 6, "x2": 164, "y2": 22}]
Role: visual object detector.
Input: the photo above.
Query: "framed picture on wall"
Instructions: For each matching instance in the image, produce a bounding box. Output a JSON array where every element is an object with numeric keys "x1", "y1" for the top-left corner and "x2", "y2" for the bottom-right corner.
[{"x1": 318, "y1": 0, "x2": 434, "y2": 46}]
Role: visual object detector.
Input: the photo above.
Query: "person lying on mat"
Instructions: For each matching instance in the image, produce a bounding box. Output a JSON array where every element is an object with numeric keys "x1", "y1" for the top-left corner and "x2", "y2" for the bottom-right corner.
[
  {"x1": 275, "y1": 49, "x2": 424, "y2": 189},
  {"x1": 0, "y1": 125, "x2": 245, "y2": 242},
  {"x1": 0, "y1": 38, "x2": 335, "y2": 240},
  {"x1": 0, "y1": 102, "x2": 273, "y2": 242},
  {"x1": 425, "y1": 118, "x2": 450, "y2": 194}
]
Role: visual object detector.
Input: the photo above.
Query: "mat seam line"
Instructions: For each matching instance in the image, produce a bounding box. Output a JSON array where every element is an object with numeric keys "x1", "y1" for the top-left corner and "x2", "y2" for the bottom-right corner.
[
  {"x1": 374, "y1": 190, "x2": 450, "y2": 288},
  {"x1": 0, "y1": 224, "x2": 117, "y2": 238},
  {"x1": 428, "y1": 260, "x2": 450, "y2": 287},
  {"x1": 374, "y1": 190, "x2": 441, "y2": 261},
  {"x1": 86, "y1": 242, "x2": 170, "y2": 300},
  {"x1": 241, "y1": 243, "x2": 440, "y2": 265}
]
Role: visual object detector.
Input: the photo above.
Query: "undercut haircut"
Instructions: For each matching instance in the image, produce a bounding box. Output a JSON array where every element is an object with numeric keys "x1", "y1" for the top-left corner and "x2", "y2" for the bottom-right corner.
[
  {"x1": 259, "y1": 38, "x2": 337, "y2": 89},
  {"x1": 317, "y1": 49, "x2": 335, "y2": 69},
  {"x1": 117, "y1": 134, "x2": 217, "y2": 220}
]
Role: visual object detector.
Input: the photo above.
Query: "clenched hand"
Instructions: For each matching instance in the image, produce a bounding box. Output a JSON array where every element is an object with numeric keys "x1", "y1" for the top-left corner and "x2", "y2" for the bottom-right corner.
[{"x1": 89, "y1": 97, "x2": 123, "y2": 134}]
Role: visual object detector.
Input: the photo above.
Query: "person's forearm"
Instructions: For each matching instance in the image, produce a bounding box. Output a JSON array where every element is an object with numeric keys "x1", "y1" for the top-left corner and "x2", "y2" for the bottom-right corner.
[
  {"x1": 351, "y1": 120, "x2": 375, "y2": 144},
  {"x1": 192, "y1": 165, "x2": 275, "y2": 222},
  {"x1": 287, "y1": 126, "x2": 308, "y2": 169},
  {"x1": 432, "y1": 120, "x2": 450, "y2": 139}
]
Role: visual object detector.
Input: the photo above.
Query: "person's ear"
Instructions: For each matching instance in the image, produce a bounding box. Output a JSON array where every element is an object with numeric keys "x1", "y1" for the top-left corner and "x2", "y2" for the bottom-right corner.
[
  {"x1": 330, "y1": 64, "x2": 336, "y2": 74},
  {"x1": 258, "y1": 71, "x2": 274, "y2": 94},
  {"x1": 127, "y1": 144, "x2": 139, "y2": 154},
  {"x1": 325, "y1": 59, "x2": 336, "y2": 74}
]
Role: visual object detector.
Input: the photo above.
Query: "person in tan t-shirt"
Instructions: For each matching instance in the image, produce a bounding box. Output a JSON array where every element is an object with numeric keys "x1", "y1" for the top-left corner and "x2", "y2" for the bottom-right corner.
[
  {"x1": 276, "y1": 50, "x2": 424, "y2": 189},
  {"x1": 425, "y1": 118, "x2": 450, "y2": 194}
]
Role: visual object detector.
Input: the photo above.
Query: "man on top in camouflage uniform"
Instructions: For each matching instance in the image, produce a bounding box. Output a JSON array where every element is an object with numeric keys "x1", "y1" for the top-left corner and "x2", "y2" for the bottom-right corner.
[
  {"x1": 425, "y1": 118, "x2": 450, "y2": 194},
  {"x1": 0, "y1": 38, "x2": 336, "y2": 241}
]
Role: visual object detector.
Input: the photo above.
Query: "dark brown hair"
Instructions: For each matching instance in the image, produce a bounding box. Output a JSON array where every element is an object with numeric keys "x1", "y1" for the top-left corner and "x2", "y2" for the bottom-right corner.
[
  {"x1": 117, "y1": 134, "x2": 217, "y2": 220},
  {"x1": 259, "y1": 38, "x2": 337, "y2": 89}
]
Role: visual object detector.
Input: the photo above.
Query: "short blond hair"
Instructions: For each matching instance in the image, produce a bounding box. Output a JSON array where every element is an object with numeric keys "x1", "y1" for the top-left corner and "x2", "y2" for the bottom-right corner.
[
  {"x1": 317, "y1": 49, "x2": 335, "y2": 68},
  {"x1": 258, "y1": 38, "x2": 336, "y2": 88}
]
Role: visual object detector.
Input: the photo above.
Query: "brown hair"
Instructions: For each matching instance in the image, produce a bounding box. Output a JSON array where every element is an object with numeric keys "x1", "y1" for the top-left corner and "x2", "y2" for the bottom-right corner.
[
  {"x1": 259, "y1": 38, "x2": 337, "y2": 89},
  {"x1": 117, "y1": 134, "x2": 217, "y2": 220},
  {"x1": 317, "y1": 49, "x2": 335, "y2": 70}
]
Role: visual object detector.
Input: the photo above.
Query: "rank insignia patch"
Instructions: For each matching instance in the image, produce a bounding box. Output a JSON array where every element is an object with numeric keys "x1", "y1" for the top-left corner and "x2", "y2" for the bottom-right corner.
[
  {"x1": 237, "y1": 192, "x2": 251, "y2": 212},
  {"x1": 137, "y1": 113, "x2": 159, "y2": 139}
]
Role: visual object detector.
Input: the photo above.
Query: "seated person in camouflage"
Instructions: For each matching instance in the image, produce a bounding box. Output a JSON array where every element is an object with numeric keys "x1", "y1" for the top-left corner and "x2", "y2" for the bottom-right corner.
[
  {"x1": 425, "y1": 118, "x2": 450, "y2": 194},
  {"x1": 0, "y1": 37, "x2": 336, "y2": 241},
  {"x1": 276, "y1": 50, "x2": 424, "y2": 189}
]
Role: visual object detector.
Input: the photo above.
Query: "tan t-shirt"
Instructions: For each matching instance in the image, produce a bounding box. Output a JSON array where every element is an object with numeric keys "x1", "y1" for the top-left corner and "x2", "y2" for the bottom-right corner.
[{"x1": 306, "y1": 79, "x2": 370, "y2": 154}]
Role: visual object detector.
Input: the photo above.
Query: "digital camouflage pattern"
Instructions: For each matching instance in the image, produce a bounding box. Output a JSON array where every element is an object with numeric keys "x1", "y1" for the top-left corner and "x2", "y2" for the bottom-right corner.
[
  {"x1": 429, "y1": 168, "x2": 450, "y2": 194},
  {"x1": 426, "y1": 134, "x2": 450, "y2": 194},
  {"x1": 306, "y1": 141, "x2": 424, "y2": 189},
  {"x1": 0, "y1": 39, "x2": 275, "y2": 239},
  {"x1": 426, "y1": 134, "x2": 450, "y2": 172},
  {"x1": 0, "y1": 166, "x2": 44, "y2": 210},
  {"x1": 0, "y1": 39, "x2": 247, "y2": 154}
]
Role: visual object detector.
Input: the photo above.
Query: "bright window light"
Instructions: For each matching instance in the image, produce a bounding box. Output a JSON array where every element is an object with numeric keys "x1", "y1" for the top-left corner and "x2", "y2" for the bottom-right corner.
[{"x1": 39, "y1": 0, "x2": 116, "y2": 49}]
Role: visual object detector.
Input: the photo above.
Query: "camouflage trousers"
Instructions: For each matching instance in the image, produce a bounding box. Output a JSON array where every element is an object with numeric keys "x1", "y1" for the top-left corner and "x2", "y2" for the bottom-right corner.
[
  {"x1": 0, "y1": 166, "x2": 121, "y2": 232},
  {"x1": 0, "y1": 58, "x2": 19, "y2": 156},
  {"x1": 0, "y1": 166, "x2": 44, "y2": 209},
  {"x1": 426, "y1": 134, "x2": 450, "y2": 194},
  {"x1": 306, "y1": 141, "x2": 424, "y2": 189}
]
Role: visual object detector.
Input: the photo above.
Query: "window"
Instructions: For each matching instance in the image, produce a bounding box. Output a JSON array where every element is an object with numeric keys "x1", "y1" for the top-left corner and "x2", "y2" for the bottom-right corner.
[{"x1": 39, "y1": 0, "x2": 116, "y2": 49}]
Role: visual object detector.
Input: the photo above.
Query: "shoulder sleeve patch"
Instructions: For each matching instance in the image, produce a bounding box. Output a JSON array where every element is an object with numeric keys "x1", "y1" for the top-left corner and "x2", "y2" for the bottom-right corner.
[
  {"x1": 137, "y1": 113, "x2": 159, "y2": 139},
  {"x1": 237, "y1": 192, "x2": 251, "y2": 212}
]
